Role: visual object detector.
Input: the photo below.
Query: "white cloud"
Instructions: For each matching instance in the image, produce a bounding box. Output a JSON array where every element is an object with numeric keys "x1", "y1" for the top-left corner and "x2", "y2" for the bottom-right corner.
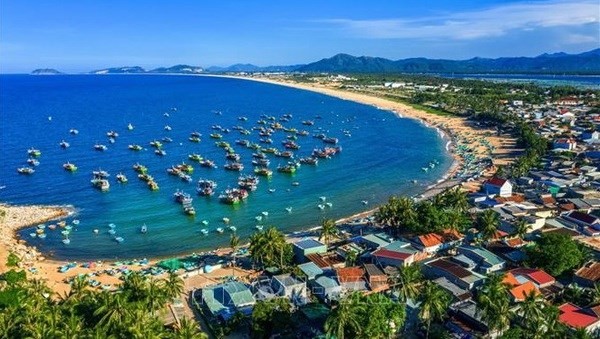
[{"x1": 320, "y1": 0, "x2": 599, "y2": 40}]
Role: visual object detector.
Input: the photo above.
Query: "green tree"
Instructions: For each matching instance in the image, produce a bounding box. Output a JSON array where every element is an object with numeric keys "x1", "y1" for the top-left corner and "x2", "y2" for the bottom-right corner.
[
  {"x1": 391, "y1": 263, "x2": 423, "y2": 301},
  {"x1": 230, "y1": 233, "x2": 240, "y2": 277},
  {"x1": 319, "y1": 218, "x2": 338, "y2": 245},
  {"x1": 525, "y1": 233, "x2": 585, "y2": 276},
  {"x1": 324, "y1": 294, "x2": 364, "y2": 339},
  {"x1": 477, "y1": 274, "x2": 511, "y2": 335},
  {"x1": 249, "y1": 226, "x2": 293, "y2": 269},
  {"x1": 363, "y1": 293, "x2": 406, "y2": 338},
  {"x1": 176, "y1": 317, "x2": 208, "y2": 339},
  {"x1": 515, "y1": 290, "x2": 546, "y2": 337},
  {"x1": 164, "y1": 271, "x2": 184, "y2": 300},
  {"x1": 6, "y1": 252, "x2": 20, "y2": 267},
  {"x1": 476, "y1": 209, "x2": 500, "y2": 241},
  {"x1": 418, "y1": 281, "x2": 451, "y2": 339},
  {"x1": 513, "y1": 217, "x2": 530, "y2": 239},
  {"x1": 251, "y1": 298, "x2": 292, "y2": 338}
]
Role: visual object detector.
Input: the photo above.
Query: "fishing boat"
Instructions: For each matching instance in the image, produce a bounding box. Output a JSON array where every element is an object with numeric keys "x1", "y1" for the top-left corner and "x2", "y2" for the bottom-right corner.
[
  {"x1": 106, "y1": 131, "x2": 119, "y2": 138},
  {"x1": 277, "y1": 162, "x2": 298, "y2": 174},
  {"x1": 274, "y1": 151, "x2": 294, "y2": 158},
  {"x1": 323, "y1": 137, "x2": 339, "y2": 144},
  {"x1": 216, "y1": 227, "x2": 224, "y2": 233},
  {"x1": 155, "y1": 149, "x2": 166, "y2": 156},
  {"x1": 94, "y1": 144, "x2": 107, "y2": 151},
  {"x1": 93, "y1": 169, "x2": 110, "y2": 178},
  {"x1": 238, "y1": 175, "x2": 259, "y2": 191},
  {"x1": 149, "y1": 140, "x2": 163, "y2": 148},
  {"x1": 283, "y1": 141, "x2": 300, "y2": 150},
  {"x1": 299, "y1": 156, "x2": 318, "y2": 165},
  {"x1": 215, "y1": 141, "x2": 230, "y2": 148},
  {"x1": 183, "y1": 204, "x2": 196, "y2": 215},
  {"x1": 162, "y1": 137, "x2": 173, "y2": 143},
  {"x1": 252, "y1": 152, "x2": 267, "y2": 159},
  {"x1": 189, "y1": 136, "x2": 201, "y2": 143},
  {"x1": 17, "y1": 167, "x2": 35, "y2": 175},
  {"x1": 224, "y1": 162, "x2": 244, "y2": 171},
  {"x1": 252, "y1": 158, "x2": 270, "y2": 166},
  {"x1": 140, "y1": 224, "x2": 147, "y2": 233},
  {"x1": 254, "y1": 167, "x2": 273, "y2": 177},
  {"x1": 147, "y1": 180, "x2": 159, "y2": 191},
  {"x1": 219, "y1": 188, "x2": 249, "y2": 205},
  {"x1": 115, "y1": 236, "x2": 124, "y2": 243},
  {"x1": 59, "y1": 140, "x2": 70, "y2": 148},
  {"x1": 200, "y1": 229, "x2": 209, "y2": 235},
  {"x1": 259, "y1": 138, "x2": 272, "y2": 144},
  {"x1": 164, "y1": 125, "x2": 172, "y2": 131},
  {"x1": 180, "y1": 173, "x2": 194, "y2": 183},
  {"x1": 235, "y1": 139, "x2": 249, "y2": 146},
  {"x1": 91, "y1": 178, "x2": 110, "y2": 191},
  {"x1": 116, "y1": 173, "x2": 128, "y2": 183},
  {"x1": 302, "y1": 120, "x2": 314, "y2": 126},
  {"x1": 226, "y1": 153, "x2": 241, "y2": 162},
  {"x1": 312, "y1": 146, "x2": 342, "y2": 158},
  {"x1": 133, "y1": 163, "x2": 148, "y2": 174},
  {"x1": 128, "y1": 144, "x2": 143, "y2": 151},
  {"x1": 285, "y1": 207, "x2": 293, "y2": 213},
  {"x1": 199, "y1": 159, "x2": 217, "y2": 168},
  {"x1": 174, "y1": 190, "x2": 193, "y2": 204},
  {"x1": 69, "y1": 129, "x2": 79, "y2": 135},
  {"x1": 27, "y1": 148, "x2": 41, "y2": 157},
  {"x1": 177, "y1": 162, "x2": 194, "y2": 173},
  {"x1": 127, "y1": 123, "x2": 134, "y2": 130},
  {"x1": 27, "y1": 158, "x2": 40, "y2": 166},
  {"x1": 262, "y1": 147, "x2": 277, "y2": 154},
  {"x1": 188, "y1": 153, "x2": 203, "y2": 162},
  {"x1": 197, "y1": 179, "x2": 217, "y2": 196},
  {"x1": 63, "y1": 162, "x2": 77, "y2": 172},
  {"x1": 210, "y1": 133, "x2": 223, "y2": 139},
  {"x1": 139, "y1": 174, "x2": 154, "y2": 182}
]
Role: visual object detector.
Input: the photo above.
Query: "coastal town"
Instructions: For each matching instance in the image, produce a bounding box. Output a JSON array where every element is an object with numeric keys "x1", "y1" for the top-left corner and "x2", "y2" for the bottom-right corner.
[{"x1": 2, "y1": 72, "x2": 600, "y2": 338}]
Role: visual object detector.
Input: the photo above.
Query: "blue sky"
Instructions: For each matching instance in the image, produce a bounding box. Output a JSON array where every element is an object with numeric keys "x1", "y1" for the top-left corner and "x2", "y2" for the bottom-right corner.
[{"x1": 0, "y1": 0, "x2": 598, "y2": 73}]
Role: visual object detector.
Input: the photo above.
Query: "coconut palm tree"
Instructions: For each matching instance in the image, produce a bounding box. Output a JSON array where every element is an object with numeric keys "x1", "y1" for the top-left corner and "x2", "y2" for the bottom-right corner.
[
  {"x1": 513, "y1": 217, "x2": 530, "y2": 239},
  {"x1": 319, "y1": 218, "x2": 338, "y2": 245},
  {"x1": 94, "y1": 291, "x2": 131, "y2": 332},
  {"x1": 145, "y1": 278, "x2": 166, "y2": 315},
  {"x1": 249, "y1": 226, "x2": 291, "y2": 269},
  {"x1": 445, "y1": 208, "x2": 471, "y2": 232},
  {"x1": 477, "y1": 274, "x2": 511, "y2": 335},
  {"x1": 442, "y1": 187, "x2": 469, "y2": 211},
  {"x1": 176, "y1": 317, "x2": 208, "y2": 339},
  {"x1": 476, "y1": 209, "x2": 500, "y2": 241},
  {"x1": 324, "y1": 295, "x2": 364, "y2": 339},
  {"x1": 588, "y1": 283, "x2": 600, "y2": 307},
  {"x1": 164, "y1": 271, "x2": 184, "y2": 300},
  {"x1": 392, "y1": 263, "x2": 423, "y2": 301},
  {"x1": 418, "y1": 281, "x2": 451, "y2": 339},
  {"x1": 230, "y1": 232, "x2": 240, "y2": 277},
  {"x1": 515, "y1": 290, "x2": 546, "y2": 335}
]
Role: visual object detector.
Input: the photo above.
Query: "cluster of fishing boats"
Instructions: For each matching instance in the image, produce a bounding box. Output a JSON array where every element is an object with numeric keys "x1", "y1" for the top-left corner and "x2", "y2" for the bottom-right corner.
[{"x1": 29, "y1": 220, "x2": 79, "y2": 245}]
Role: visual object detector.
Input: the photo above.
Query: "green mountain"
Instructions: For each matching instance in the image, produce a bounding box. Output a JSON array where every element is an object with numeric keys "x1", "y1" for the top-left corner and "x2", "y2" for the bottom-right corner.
[
  {"x1": 297, "y1": 49, "x2": 600, "y2": 74},
  {"x1": 149, "y1": 64, "x2": 203, "y2": 74},
  {"x1": 90, "y1": 66, "x2": 146, "y2": 74}
]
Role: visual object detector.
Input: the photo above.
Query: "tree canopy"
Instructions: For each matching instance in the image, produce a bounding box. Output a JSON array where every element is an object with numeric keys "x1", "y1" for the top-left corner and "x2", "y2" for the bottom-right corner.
[{"x1": 525, "y1": 233, "x2": 587, "y2": 276}]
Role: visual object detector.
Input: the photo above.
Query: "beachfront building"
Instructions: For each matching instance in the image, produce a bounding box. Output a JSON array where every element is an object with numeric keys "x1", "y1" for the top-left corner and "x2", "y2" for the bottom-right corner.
[
  {"x1": 412, "y1": 230, "x2": 464, "y2": 254},
  {"x1": 371, "y1": 240, "x2": 425, "y2": 267},
  {"x1": 199, "y1": 281, "x2": 256, "y2": 321},
  {"x1": 483, "y1": 177, "x2": 513, "y2": 197},
  {"x1": 271, "y1": 274, "x2": 309, "y2": 305},
  {"x1": 293, "y1": 238, "x2": 327, "y2": 263}
]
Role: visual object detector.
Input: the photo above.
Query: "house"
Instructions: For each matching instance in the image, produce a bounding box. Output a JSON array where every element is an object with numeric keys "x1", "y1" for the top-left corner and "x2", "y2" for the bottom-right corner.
[
  {"x1": 553, "y1": 138, "x2": 577, "y2": 152},
  {"x1": 371, "y1": 240, "x2": 425, "y2": 267},
  {"x1": 503, "y1": 268, "x2": 556, "y2": 302},
  {"x1": 293, "y1": 238, "x2": 327, "y2": 263},
  {"x1": 557, "y1": 97, "x2": 580, "y2": 106},
  {"x1": 200, "y1": 281, "x2": 256, "y2": 321},
  {"x1": 562, "y1": 211, "x2": 600, "y2": 230},
  {"x1": 336, "y1": 266, "x2": 368, "y2": 293},
  {"x1": 297, "y1": 262, "x2": 324, "y2": 281},
  {"x1": 558, "y1": 303, "x2": 600, "y2": 333},
  {"x1": 353, "y1": 233, "x2": 392, "y2": 250},
  {"x1": 434, "y1": 277, "x2": 472, "y2": 303},
  {"x1": 456, "y1": 245, "x2": 506, "y2": 274},
  {"x1": 271, "y1": 274, "x2": 308, "y2": 305},
  {"x1": 363, "y1": 263, "x2": 389, "y2": 292},
  {"x1": 446, "y1": 300, "x2": 497, "y2": 338},
  {"x1": 412, "y1": 229, "x2": 464, "y2": 254},
  {"x1": 423, "y1": 258, "x2": 485, "y2": 290},
  {"x1": 574, "y1": 261, "x2": 600, "y2": 288},
  {"x1": 483, "y1": 177, "x2": 513, "y2": 197},
  {"x1": 310, "y1": 274, "x2": 343, "y2": 303}
]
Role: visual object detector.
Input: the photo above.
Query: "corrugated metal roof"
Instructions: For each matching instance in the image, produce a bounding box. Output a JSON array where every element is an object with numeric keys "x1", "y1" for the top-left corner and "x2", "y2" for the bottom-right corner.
[
  {"x1": 298, "y1": 262, "x2": 323, "y2": 278},
  {"x1": 294, "y1": 238, "x2": 326, "y2": 250}
]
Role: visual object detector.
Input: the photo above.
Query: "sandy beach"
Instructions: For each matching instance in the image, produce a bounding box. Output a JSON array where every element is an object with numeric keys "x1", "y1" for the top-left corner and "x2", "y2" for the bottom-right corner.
[{"x1": 0, "y1": 74, "x2": 518, "y2": 295}]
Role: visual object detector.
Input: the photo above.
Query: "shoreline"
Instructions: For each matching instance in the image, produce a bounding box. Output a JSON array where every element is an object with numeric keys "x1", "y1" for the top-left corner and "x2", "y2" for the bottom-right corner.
[{"x1": 1, "y1": 73, "x2": 514, "y2": 294}]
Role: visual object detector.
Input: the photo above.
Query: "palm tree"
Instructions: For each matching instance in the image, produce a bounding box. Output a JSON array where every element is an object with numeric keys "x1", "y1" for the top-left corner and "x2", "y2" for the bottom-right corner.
[
  {"x1": 164, "y1": 272, "x2": 184, "y2": 300},
  {"x1": 319, "y1": 218, "x2": 338, "y2": 246},
  {"x1": 249, "y1": 226, "x2": 291, "y2": 269},
  {"x1": 176, "y1": 317, "x2": 208, "y2": 339},
  {"x1": 145, "y1": 278, "x2": 166, "y2": 315},
  {"x1": 476, "y1": 209, "x2": 500, "y2": 241},
  {"x1": 588, "y1": 283, "x2": 600, "y2": 307},
  {"x1": 345, "y1": 250, "x2": 358, "y2": 267},
  {"x1": 515, "y1": 290, "x2": 546, "y2": 335},
  {"x1": 392, "y1": 263, "x2": 423, "y2": 301},
  {"x1": 418, "y1": 281, "x2": 450, "y2": 339},
  {"x1": 442, "y1": 187, "x2": 469, "y2": 211},
  {"x1": 513, "y1": 217, "x2": 530, "y2": 239},
  {"x1": 230, "y1": 233, "x2": 240, "y2": 277},
  {"x1": 444, "y1": 208, "x2": 470, "y2": 232},
  {"x1": 94, "y1": 291, "x2": 131, "y2": 331},
  {"x1": 477, "y1": 274, "x2": 511, "y2": 335},
  {"x1": 324, "y1": 295, "x2": 364, "y2": 339}
]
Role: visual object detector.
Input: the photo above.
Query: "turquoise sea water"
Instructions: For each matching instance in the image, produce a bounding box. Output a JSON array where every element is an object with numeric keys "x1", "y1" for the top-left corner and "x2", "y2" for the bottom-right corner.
[{"x1": 0, "y1": 75, "x2": 452, "y2": 260}]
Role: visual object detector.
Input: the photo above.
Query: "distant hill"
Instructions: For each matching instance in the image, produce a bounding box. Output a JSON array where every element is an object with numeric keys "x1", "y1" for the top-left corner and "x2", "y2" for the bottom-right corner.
[
  {"x1": 31, "y1": 68, "x2": 62, "y2": 75},
  {"x1": 90, "y1": 66, "x2": 146, "y2": 74},
  {"x1": 149, "y1": 64, "x2": 203, "y2": 74},
  {"x1": 206, "y1": 64, "x2": 303, "y2": 73},
  {"x1": 298, "y1": 49, "x2": 600, "y2": 74}
]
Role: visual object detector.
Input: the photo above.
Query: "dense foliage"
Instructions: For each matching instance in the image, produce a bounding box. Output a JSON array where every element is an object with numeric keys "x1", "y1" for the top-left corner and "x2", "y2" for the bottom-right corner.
[
  {"x1": 251, "y1": 298, "x2": 292, "y2": 338},
  {"x1": 0, "y1": 270, "x2": 206, "y2": 338},
  {"x1": 525, "y1": 233, "x2": 588, "y2": 276},
  {"x1": 248, "y1": 226, "x2": 293, "y2": 269}
]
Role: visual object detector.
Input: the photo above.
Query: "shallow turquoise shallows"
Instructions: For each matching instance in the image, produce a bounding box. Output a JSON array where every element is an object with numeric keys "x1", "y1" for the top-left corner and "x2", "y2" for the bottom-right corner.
[{"x1": 0, "y1": 75, "x2": 452, "y2": 260}]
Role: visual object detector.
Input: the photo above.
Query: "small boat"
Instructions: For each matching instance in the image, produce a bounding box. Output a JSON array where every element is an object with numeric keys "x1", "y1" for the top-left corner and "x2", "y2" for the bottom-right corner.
[
  {"x1": 147, "y1": 180, "x2": 159, "y2": 191},
  {"x1": 128, "y1": 144, "x2": 143, "y2": 151},
  {"x1": 291, "y1": 182, "x2": 300, "y2": 186},
  {"x1": 285, "y1": 207, "x2": 293, "y2": 213},
  {"x1": 62, "y1": 238, "x2": 71, "y2": 245},
  {"x1": 268, "y1": 188, "x2": 276, "y2": 193},
  {"x1": 48, "y1": 224, "x2": 57, "y2": 230},
  {"x1": 326, "y1": 202, "x2": 333, "y2": 208},
  {"x1": 133, "y1": 163, "x2": 148, "y2": 173},
  {"x1": 361, "y1": 200, "x2": 369, "y2": 205},
  {"x1": 252, "y1": 158, "x2": 270, "y2": 167},
  {"x1": 199, "y1": 159, "x2": 217, "y2": 168},
  {"x1": 319, "y1": 196, "x2": 327, "y2": 202},
  {"x1": 255, "y1": 225, "x2": 264, "y2": 231},
  {"x1": 302, "y1": 120, "x2": 314, "y2": 126},
  {"x1": 183, "y1": 205, "x2": 196, "y2": 215},
  {"x1": 61, "y1": 230, "x2": 70, "y2": 236},
  {"x1": 92, "y1": 169, "x2": 110, "y2": 178},
  {"x1": 317, "y1": 204, "x2": 325, "y2": 210},
  {"x1": 69, "y1": 129, "x2": 79, "y2": 135},
  {"x1": 174, "y1": 190, "x2": 193, "y2": 204},
  {"x1": 189, "y1": 136, "x2": 201, "y2": 143},
  {"x1": 72, "y1": 220, "x2": 80, "y2": 225},
  {"x1": 155, "y1": 149, "x2": 166, "y2": 156},
  {"x1": 216, "y1": 227, "x2": 224, "y2": 233},
  {"x1": 162, "y1": 137, "x2": 173, "y2": 143},
  {"x1": 38, "y1": 233, "x2": 47, "y2": 239},
  {"x1": 201, "y1": 220, "x2": 209, "y2": 226},
  {"x1": 108, "y1": 137, "x2": 116, "y2": 144},
  {"x1": 189, "y1": 153, "x2": 203, "y2": 162},
  {"x1": 30, "y1": 233, "x2": 37, "y2": 238},
  {"x1": 222, "y1": 217, "x2": 230, "y2": 224},
  {"x1": 59, "y1": 140, "x2": 70, "y2": 148},
  {"x1": 127, "y1": 123, "x2": 134, "y2": 130},
  {"x1": 94, "y1": 144, "x2": 107, "y2": 151},
  {"x1": 255, "y1": 216, "x2": 262, "y2": 222},
  {"x1": 91, "y1": 178, "x2": 110, "y2": 191},
  {"x1": 63, "y1": 162, "x2": 77, "y2": 172},
  {"x1": 200, "y1": 229, "x2": 209, "y2": 235},
  {"x1": 224, "y1": 162, "x2": 244, "y2": 171},
  {"x1": 17, "y1": 167, "x2": 35, "y2": 175},
  {"x1": 190, "y1": 131, "x2": 202, "y2": 138},
  {"x1": 210, "y1": 133, "x2": 223, "y2": 139},
  {"x1": 115, "y1": 236, "x2": 124, "y2": 243},
  {"x1": 27, "y1": 148, "x2": 41, "y2": 157},
  {"x1": 164, "y1": 125, "x2": 172, "y2": 131},
  {"x1": 106, "y1": 131, "x2": 119, "y2": 138},
  {"x1": 108, "y1": 229, "x2": 116, "y2": 235},
  {"x1": 149, "y1": 140, "x2": 163, "y2": 148},
  {"x1": 27, "y1": 158, "x2": 40, "y2": 166},
  {"x1": 197, "y1": 179, "x2": 217, "y2": 196},
  {"x1": 93, "y1": 229, "x2": 99, "y2": 234},
  {"x1": 261, "y1": 211, "x2": 269, "y2": 217},
  {"x1": 140, "y1": 224, "x2": 147, "y2": 233},
  {"x1": 116, "y1": 173, "x2": 128, "y2": 183},
  {"x1": 229, "y1": 226, "x2": 237, "y2": 232},
  {"x1": 323, "y1": 137, "x2": 339, "y2": 144}
]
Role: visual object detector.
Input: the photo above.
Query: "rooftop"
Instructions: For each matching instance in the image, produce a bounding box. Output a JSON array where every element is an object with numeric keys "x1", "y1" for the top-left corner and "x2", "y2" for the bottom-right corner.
[{"x1": 294, "y1": 238, "x2": 326, "y2": 250}]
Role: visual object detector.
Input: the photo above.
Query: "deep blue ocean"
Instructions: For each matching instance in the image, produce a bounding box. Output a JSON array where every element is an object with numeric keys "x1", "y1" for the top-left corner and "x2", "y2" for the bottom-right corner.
[{"x1": 0, "y1": 75, "x2": 452, "y2": 260}]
